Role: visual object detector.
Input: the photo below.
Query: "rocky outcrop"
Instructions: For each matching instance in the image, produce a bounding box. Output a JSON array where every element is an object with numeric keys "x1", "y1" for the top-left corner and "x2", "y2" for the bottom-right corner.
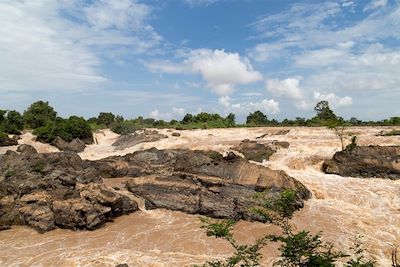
[
  {"x1": 87, "y1": 148, "x2": 310, "y2": 221},
  {"x1": 322, "y1": 146, "x2": 400, "y2": 179},
  {"x1": 51, "y1": 137, "x2": 86, "y2": 153},
  {"x1": 0, "y1": 135, "x2": 18, "y2": 146},
  {"x1": 112, "y1": 130, "x2": 168, "y2": 150},
  {"x1": 0, "y1": 145, "x2": 138, "y2": 232},
  {"x1": 232, "y1": 140, "x2": 277, "y2": 162}
]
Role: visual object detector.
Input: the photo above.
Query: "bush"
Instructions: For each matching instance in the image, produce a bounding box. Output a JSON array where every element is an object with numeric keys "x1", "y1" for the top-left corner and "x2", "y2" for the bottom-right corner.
[
  {"x1": 111, "y1": 121, "x2": 138, "y2": 135},
  {"x1": 23, "y1": 101, "x2": 57, "y2": 129},
  {"x1": 0, "y1": 110, "x2": 24, "y2": 134},
  {"x1": 34, "y1": 116, "x2": 92, "y2": 143}
]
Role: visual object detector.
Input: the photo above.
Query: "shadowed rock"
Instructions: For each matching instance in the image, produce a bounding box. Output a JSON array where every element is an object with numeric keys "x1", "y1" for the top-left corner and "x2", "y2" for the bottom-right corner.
[
  {"x1": 322, "y1": 146, "x2": 400, "y2": 179},
  {"x1": 0, "y1": 145, "x2": 138, "y2": 232}
]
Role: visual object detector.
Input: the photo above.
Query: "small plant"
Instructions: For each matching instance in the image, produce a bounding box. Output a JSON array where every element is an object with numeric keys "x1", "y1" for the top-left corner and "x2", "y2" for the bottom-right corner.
[
  {"x1": 343, "y1": 234, "x2": 375, "y2": 267},
  {"x1": 345, "y1": 136, "x2": 358, "y2": 152},
  {"x1": 31, "y1": 161, "x2": 46, "y2": 174},
  {"x1": 4, "y1": 167, "x2": 16, "y2": 178}
]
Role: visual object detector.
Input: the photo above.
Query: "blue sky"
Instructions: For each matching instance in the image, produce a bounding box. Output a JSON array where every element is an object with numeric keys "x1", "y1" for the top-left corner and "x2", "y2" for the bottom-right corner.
[{"x1": 0, "y1": 0, "x2": 399, "y2": 122}]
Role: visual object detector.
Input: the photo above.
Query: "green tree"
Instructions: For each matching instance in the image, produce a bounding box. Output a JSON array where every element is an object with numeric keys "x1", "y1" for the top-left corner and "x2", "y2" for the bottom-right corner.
[
  {"x1": 23, "y1": 101, "x2": 57, "y2": 129},
  {"x1": 225, "y1": 113, "x2": 236, "y2": 127},
  {"x1": 97, "y1": 112, "x2": 116, "y2": 126},
  {"x1": 3, "y1": 110, "x2": 24, "y2": 134},
  {"x1": 314, "y1": 101, "x2": 336, "y2": 121},
  {"x1": 246, "y1": 111, "x2": 268, "y2": 126},
  {"x1": 182, "y1": 113, "x2": 194, "y2": 124}
]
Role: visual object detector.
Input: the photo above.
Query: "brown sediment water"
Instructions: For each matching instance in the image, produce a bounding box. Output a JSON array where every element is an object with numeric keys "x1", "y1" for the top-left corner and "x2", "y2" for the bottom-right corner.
[{"x1": 0, "y1": 127, "x2": 399, "y2": 266}]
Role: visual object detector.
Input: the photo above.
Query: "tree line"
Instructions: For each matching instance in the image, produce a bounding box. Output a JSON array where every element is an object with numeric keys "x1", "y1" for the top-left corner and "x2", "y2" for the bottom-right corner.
[{"x1": 0, "y1": 100, "x2": 399, "y2": 141}]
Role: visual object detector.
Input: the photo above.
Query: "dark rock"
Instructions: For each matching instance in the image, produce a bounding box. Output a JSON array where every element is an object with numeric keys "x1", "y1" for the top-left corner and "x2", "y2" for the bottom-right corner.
[
  {"x1": 115, "y1": 264, "x2": 129, "y2": 267},
  {"x1": 112, "y1": 131, "x2": 168, "y2": 150},
  {"x1": 0, "y1": 150, "x2": 138, "y2": 232},
  {"x1": 87, "y1": 148, "x2": 311, "y2": 222},
  {"x1": 17, "y1": 144, "x2": 38, "y2": 155},
  {"x1": 0, "y1": 135, "x2": 18, "y2": 146},
  {"x1": 171, "y1": 132, "x2": 181, "y2": 137},
  {"x1": 322, "y1": 145, "x2": 400, "y2": 179},
  {"x1": 232, "y1": 140, "x2": 276, "y2": 162},
  {"x1": 51, "y1": 137, "x2": 86, "y2": 153},
  {"x1": 271, "y1": 141, "x2": 290, "y2": 149}
]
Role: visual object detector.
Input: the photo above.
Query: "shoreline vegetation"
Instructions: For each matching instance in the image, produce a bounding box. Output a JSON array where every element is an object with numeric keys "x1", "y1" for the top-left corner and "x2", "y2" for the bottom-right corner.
[{"x1": 0, "y1": 100, "x2": 399, "y2": 142}]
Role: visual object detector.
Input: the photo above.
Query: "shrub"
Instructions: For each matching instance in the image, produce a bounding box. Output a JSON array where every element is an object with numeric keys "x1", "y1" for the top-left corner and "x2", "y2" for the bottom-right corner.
[
  {"x1": 34, "y1": 116, "x2": 92, "y2": 143},
  {"x1": 97, "y1": 112, "x2": 116, "y2": 126},
  {"x1": 23, "y1": 101, "x2": 57, "y2": 129}
]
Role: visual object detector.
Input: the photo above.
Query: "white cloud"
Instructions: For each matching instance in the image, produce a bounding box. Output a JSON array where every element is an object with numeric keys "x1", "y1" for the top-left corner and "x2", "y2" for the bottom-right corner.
[
  {"x1": 149, "y1": 109, "x2": 160, "y2": 118},
  {"x1": 313, "y1": 91, "x2": 353, "y2": 107},
  {"x1": 218, "y1": 96, "x2": 280, "y2": 115},
  {"x1": 364, "y1": 0, "x2": 388, "y2": 12},
  {"x1": 183, "y1": 0, "x2": 220, "y2": 7},
  {"x1": 266, "y1": 78, "x2": 304, "y2": 100},
  {"x1": 0, "y1": 0, "x2": 161, "y2": 92},
  {"x1": 172, "y1": 107, "x2": 185, "y2": 116},
  {"x1": 147, "y1": 49, "x2": 263, "y2": 96}
]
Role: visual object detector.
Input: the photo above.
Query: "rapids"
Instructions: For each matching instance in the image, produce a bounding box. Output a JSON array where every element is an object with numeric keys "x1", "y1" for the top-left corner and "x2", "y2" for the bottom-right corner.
[{"x1": 0, "y1": 127, "x2": 399, "y2": 266}]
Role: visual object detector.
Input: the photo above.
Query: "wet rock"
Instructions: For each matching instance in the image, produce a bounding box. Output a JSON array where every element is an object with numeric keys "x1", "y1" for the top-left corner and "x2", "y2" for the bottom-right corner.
[
  {"x1": 171, "y1": 132, "x2": 181, "y2": 137},
  {"x1": 232, "y1": 140, "x2": 276, "y2": 162},
  {"x1": 322, "y1": 145, "x2": 400, "y2": 179},
  {"x1": 271, "y1": 141, "x2": 290, "y2": 149},
  {"x1": 0, "y1": 148, "x2": 138, "y2": 232},
  {"x1": 112, "y1": 130, "x2": 168, "y2": 150},
  {"x1": 256, "y1": 129, "x2": 290, "y2": 139},
  {"x1": 87, "y1": 148, "x2": 310, "y2": 221}
]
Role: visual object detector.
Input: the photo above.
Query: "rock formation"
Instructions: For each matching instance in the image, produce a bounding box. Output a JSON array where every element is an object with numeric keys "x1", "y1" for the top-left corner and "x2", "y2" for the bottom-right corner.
[
  {"x1": 232, "y1": 139, "x2": 289, "y2": 162},
  {"x1": 87, "y1": 148, "x2": 310, "y2": 221},
  {"x1": 112, "y1": 130, "x2": 168, "y2": 150},
  {"x1": 322, "y1": 146, "x2": 400, "y2": 179},
  {"x1": 0, "y1": 135, "x2": 19, "y2": 146},
  {"x1": 0, "y1": 145, "x2": 138, "y2": 232},
  {"x1": 52, "y1": 137, "x2": 86, "y2": 153}
]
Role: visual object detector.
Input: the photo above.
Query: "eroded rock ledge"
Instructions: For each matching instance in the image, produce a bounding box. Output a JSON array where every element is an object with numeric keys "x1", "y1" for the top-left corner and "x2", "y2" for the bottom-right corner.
[
  {"x1": 322, "y1": 145, "x2": 400, "y2": 179},
  {"x1": 0, "y1": 145, "x2": 138, "y2": 232},
  {"x1": 87, "y1": 148, "x2": 311, "y2": 221}
]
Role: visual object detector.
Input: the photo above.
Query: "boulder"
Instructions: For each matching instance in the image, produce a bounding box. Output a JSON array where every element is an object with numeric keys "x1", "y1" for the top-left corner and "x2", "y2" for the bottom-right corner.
[
  {"x1": 0, "y1": 134, "x2": 18, "y2": 146},
  {"x1": 112, "y1": 130, "x2": 168, "y2": 150},
  {"x1": 171, "y1": 132, "x2": 181, "y2": 137},
  {"x1": 51, "y1": 137, "x2": 86, "y2": 153},
  {"x1": 322, "y1": 145, "x2": 400, "y2": 179},
  {"x1": 232, "y1": 140, "x2": 276, "y2": 162},
  {"x1": 0, "y1": 145, "x2": 138, "y2": 232}
]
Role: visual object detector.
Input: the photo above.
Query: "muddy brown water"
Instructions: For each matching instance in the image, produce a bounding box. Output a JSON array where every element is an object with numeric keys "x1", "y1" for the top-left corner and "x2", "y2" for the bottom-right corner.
[{"x1": 0, "y1": 127, "x2": 399, "y2": 266}]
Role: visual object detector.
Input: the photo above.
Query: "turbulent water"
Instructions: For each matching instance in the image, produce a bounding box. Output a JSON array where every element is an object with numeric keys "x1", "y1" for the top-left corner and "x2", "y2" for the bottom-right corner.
[{"x1": 0, "y1": 127, "x2": 399, "y2": 266}]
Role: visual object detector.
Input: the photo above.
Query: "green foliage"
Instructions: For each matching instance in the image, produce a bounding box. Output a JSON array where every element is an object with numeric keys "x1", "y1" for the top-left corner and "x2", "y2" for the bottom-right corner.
[
  {"x1": 23, "y1": 101, "x2": 57, "y2": 129},
  {"x1": 198, "y1": 218, "x2": 267, "y2": 267},
  {"x1": 272, "y1": 228, "x2": 345, "y2": 267},
  {"x1": 0, "y1": 110, "x2": 24, "y2": 134},
  {"x1": 31, "y1": 161, "x2": 46, "y2": 174},
  {"x1": 246, "y1": 111, "x2": 268, "y2": 126},
  {"x1": 4, "y1": 167, "x2": 16, "y2": 178},
  {"x1": 252, "y1": 189, "x2": 299, "y2": 219},
  {"x1": 34, "y1": 116, "x2": 92, "y2": 143},
  {"x1": 111, "y1": 121, "x2": 138, "y2": 135},
  {"x1": 345, "y1": 235, "x2": 375, "y2": 267},
  {"x1": 200, "y1": 218, "x2": 235, "y2": 239},
  {"x1": 97, "y1": 112, "x2": 116, "y2": 126},
  {"x1": 345, "y1": 136, "x2": 358, "y2": 152},
  {"x1": 314, "y1": 101, "x2": 337, "y2": 121}
]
